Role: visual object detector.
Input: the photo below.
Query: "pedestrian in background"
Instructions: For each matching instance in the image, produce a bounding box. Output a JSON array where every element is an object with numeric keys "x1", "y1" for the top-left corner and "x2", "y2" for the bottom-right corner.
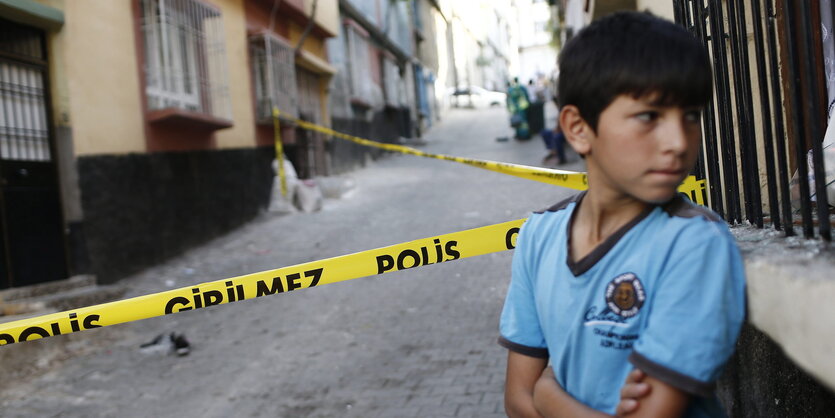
[
  {"x1": 540, "y1": 119, "x2": 566, "y2": 167},
  {"x1": 507, "y1": 77, "x2": 531, "y2": 140}
]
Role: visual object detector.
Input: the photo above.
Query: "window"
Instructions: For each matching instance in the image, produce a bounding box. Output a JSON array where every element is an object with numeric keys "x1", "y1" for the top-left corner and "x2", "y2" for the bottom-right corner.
[
  {"x1": 140, "y1": 0, "x2": 231, "y2": 120},
  {"x1": 346, "y1": 25, "x2": 372, "y2": 100},
  {"x1": 250, "y1": 33, "x2": 298, "y2": 122},
  {"x1": 382, "y1": 56, "x2": 402, "y2": 107},
  {"x1": 0, "y1": 22, "x2": 50, "y2": 162}
]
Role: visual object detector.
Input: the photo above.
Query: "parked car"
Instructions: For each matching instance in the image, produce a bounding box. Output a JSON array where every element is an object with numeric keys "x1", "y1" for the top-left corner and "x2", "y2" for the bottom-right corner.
[{"x1": 447, "y1": 86, "x2": 507, "y2": 109}]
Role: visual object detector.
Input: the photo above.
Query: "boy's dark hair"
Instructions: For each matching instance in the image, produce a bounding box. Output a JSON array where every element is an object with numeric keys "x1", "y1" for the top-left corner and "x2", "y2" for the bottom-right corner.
[{"x1": 557, "y1": 11, "x2": 712, "y2": 131}]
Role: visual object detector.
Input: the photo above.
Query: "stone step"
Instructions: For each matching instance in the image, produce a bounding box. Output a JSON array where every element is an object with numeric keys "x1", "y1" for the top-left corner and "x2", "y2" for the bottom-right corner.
[
  {"x1": 0, "y1": 275, "x2": 96, "y2": 302},
  {"x1": 26, "y1": 283, "x2": 127, "y2": 312},
  {"x1": 0, "y1": 277, "x2": 126, "y2": 321}
]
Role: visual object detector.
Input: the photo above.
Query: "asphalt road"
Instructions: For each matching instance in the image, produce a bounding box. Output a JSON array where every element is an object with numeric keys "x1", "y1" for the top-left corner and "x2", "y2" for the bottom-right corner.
[{"x1": 0, "y1": 104, "x2": 583, "y2": 417}]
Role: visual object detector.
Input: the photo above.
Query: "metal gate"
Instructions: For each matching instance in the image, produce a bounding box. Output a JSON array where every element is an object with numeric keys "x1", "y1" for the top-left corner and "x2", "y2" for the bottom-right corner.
[
  {"x1": 0, "y1": 17, "x2": 67, "y2": 288},
  {"x1": 294, "y1": 68, "x2": 326, "y2": 179}
]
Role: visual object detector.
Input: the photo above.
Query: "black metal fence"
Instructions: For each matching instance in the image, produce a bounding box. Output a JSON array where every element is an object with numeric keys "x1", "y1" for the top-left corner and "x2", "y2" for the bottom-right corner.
[{"x1": 674, "y1": 0, "x2": 832, "y2": 240}]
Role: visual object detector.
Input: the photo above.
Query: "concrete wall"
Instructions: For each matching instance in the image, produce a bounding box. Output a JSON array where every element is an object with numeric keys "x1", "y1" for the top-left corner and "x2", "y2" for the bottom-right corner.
[
  {"x1": 717, "y1": 230, "x2": 835, "y2": 416},
  {"x1": 309, "y1": 0, "x2": 339, "y2": 36},
  {"x1": 433, "y1": 10, "x2": 454, "y2": 107},
  {"x1": 60, "y1": 0, "x2": 146, "y2": 155},
  {"x1": 215, "y1": 0, "x2": 257, "y2": 149},
  {"x1": 78, "y1": 147, "x2": 274, "y2": 283},
  {"x1": 636, "y1": 0, "x2": 674, "y2": 19},
  {"x1": 38, "y1": 0, "x2": 261, "y2": 154}
]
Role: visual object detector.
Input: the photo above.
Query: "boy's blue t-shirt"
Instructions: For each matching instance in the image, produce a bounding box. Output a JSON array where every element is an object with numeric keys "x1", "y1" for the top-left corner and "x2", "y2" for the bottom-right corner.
[{"x1": 499, "y1": 192, "x2": 746, "y2": 417}]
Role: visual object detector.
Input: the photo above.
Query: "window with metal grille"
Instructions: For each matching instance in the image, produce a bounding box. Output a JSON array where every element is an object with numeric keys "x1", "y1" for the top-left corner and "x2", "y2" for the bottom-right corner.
[
  {"x1": 249, "y1": 33, "x2": 298, "y2": 122},
  {"x1": 140, "y1": 0, "x2": 231, "y2": 120},
  {"x1": 347, "y1": 25, "x2": 372, "y2": 100},
  {"x1": 0, "y1": 19, "x2": 50, "y2": 162}
]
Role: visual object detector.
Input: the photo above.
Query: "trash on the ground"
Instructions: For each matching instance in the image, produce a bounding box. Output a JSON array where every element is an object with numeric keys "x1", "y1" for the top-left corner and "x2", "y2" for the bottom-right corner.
[
  {"x1": 170, "y1": 333, "x2": 190, "y2": 356},
  {"x1": 789, "y1": 119, "x2": 835, "y2": 209},
  {"x1": 295, "y1": 179, "x2": 323, "y2": 212},
  {"x1": 318, "y1": 176, "x2": 357, "y2": 199},
  {"x1": 139, "y1": 332, "x2": 190, "y2": 356},
  {"x1": 269, "y1": 158, "x2": 300, "y2": 214},
  {"x1": 496, "y1": 136, "x2": 509, "y2": 142}
]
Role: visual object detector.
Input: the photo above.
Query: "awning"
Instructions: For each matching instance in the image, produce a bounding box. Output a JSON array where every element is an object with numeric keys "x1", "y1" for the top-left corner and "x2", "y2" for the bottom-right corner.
[{"x1": 0, "y1": 0, "x2": 64, "y2": 30}]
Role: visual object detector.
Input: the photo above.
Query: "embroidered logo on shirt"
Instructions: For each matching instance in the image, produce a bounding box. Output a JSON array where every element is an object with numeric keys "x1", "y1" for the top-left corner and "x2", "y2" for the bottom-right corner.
[{"x1": 605, "y1": 273, "x2": 645, "y2": 318}]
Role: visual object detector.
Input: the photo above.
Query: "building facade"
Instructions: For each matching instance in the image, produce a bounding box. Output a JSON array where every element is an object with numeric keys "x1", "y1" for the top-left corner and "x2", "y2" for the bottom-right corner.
[
  {"x1": 0, "y1": 0, "x2": 338, "y2": 286},
  {"x1": 0, "y1": 0, "x2": 517, "y2": 288}
]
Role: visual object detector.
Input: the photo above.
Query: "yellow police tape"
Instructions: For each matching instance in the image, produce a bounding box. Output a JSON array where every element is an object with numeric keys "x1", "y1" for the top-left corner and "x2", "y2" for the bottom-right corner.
[
  {"x1": 0, "y1": 112, "x2": 710, "y2": 346},
  {"x1": 272, "y1": 108, "x2": 288, "y2": 198},
  {"x1": 271, "y1": 110, "x2": 707, "y2": 204},
  {"x1": 0, "y1": 220, "x2": 524, "y2": 346}
]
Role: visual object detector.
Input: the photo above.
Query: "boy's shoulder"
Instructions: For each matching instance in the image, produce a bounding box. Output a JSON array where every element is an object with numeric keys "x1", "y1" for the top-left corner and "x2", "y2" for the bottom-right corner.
[
  {"x1": 659, "y1": 194, "x2": 722, "y2": 223},
  {"x1": 533, "y1": 192, "x2": 584, "y2": 215},
  {"x1": 526, "y1": 193, "x2": 730, "y2": 247}
]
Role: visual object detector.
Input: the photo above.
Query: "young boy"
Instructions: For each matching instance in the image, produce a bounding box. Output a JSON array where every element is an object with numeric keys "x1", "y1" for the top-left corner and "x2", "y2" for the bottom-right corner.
[{"x1": 498, "y1": 12, "x2": 746, "y2": 417}]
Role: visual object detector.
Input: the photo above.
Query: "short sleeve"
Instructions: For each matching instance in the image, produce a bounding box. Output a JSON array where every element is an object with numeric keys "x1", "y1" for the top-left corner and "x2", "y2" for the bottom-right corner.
[
  {"x1": 498, "y1": 218, "x2": 549, "y2": 358},
  {"x1": 630, "y1": 221, "x2": 746, "y2": 397}
]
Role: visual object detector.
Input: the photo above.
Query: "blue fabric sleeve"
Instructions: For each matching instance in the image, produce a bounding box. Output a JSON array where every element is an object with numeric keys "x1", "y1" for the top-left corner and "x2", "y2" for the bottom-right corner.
[
  {"x1": 630, "y1": 221, "x2": 746, "y2": 397},
  {"x1": 499, "y1": 218, "x2": 548, "y2": 357}
]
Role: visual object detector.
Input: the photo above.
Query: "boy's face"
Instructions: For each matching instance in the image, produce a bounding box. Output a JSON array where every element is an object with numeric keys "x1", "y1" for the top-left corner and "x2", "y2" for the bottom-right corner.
[{"x1": 581, "y1": 94, "x2": 702, "y2": 204}]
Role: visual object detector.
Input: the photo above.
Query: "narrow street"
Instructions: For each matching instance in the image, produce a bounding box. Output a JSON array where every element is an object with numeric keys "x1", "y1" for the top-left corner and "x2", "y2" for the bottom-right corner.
[{"x1": 0, "y1": 105, "x2": 581, "y2": 417}]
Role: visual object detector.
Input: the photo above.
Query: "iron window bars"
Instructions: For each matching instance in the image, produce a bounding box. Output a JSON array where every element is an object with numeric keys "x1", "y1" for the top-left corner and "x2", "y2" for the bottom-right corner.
[
  {"x1": 674, "y1": 0, "x2": 832, "y2": 240},
  {"x1": 0, "y1": 19, "x2": 51, "y2": 162},
  {"x1": 250, "y1": 32, "x2": 299, "y2": 123},
  {"x1": 140, "y1": 0, "x2": 232, "y2": 121}
]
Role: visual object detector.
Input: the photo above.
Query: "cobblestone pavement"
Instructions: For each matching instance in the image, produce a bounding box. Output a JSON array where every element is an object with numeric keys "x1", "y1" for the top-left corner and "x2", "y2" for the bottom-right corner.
[{"x1": 0, "y1": 105, "x2": 583, "y2": 417}]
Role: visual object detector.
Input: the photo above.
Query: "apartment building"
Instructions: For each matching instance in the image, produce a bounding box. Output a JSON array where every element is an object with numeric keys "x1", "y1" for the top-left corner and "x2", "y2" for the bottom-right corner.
[{"x1": 0, "y1": 0, "x2": 338, "y2": 286}]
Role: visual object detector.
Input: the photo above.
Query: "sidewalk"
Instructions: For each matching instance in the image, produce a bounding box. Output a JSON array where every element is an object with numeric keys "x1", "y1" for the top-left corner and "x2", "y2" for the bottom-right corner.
[{"x1": 0, "y1": 106, "x2": 573, "y2": 417}]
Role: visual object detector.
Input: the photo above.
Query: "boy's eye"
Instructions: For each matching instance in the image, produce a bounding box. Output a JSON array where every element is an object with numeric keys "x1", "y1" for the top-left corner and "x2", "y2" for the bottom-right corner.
[
  {"x1": 684, "y1": 110, "x2": 702, "y2": 123},
  {"x1": 635, "y1": 111, "x2": 659, "y2": 122}
]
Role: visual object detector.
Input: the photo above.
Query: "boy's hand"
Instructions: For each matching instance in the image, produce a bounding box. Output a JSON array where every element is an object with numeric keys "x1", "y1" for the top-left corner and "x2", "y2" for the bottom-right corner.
[{"x1": 615, "y1": 369, "x2": 651, "y2": 416}]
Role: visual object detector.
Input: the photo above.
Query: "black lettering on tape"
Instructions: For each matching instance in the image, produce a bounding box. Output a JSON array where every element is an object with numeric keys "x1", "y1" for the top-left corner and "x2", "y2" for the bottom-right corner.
[
  {"x1": 19, "y1": 327, "x2": 50, "y2": 341},
  {"x1": 420, "y1": 247, "x2": 431, "y2": 266},
  {"x1": 69, "y1": 312, "x2": 81, "y2": 332},
  {"x1": 165, "y1": 296, "x2": 192, "y2": 314},
  {"x1": 225, "y1": 281, "x2": 237, "y2": 303},
  {"x1": 376, "y1": 255, "x2": 394, "y2": 274},
  {"x1": 445, "y1": 241, "x2": 460, "y2": 261},
  {"x1": 83, "y1": 314, "x2": 101, "y2": 329},
  {"x1": 397, "y1": 249, "x2": 421, "y2": 270},
  {"x1": 192, "y1": 288, "x2": 203, "y2": 309},
  {"x1": 433, "y1": 239, "x2": 443, "y2": 264},
  {"x1": 0, "y1": 312, "x2": 103, "y2": 346},
  {"x1": 305, "y1": 268, "x2": 323, "y2": 287},
  {"x1": 203, "y1": 290, "x2": 223, "y2": 307},
  {"x1": 505, "y1": 227, "x2": 520, "y2": 249},
  {"x1": 256, "y1": 277, "x2": 285, "y2": 296},
  {"x1": 286, "y1": 273, "x2": 302, "y2": 291}
]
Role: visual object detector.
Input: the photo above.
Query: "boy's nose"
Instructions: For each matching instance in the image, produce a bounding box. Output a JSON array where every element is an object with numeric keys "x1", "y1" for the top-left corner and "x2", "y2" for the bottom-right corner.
[{"x1": 659, "y1": 120, "x2": 690, "y2": 155}]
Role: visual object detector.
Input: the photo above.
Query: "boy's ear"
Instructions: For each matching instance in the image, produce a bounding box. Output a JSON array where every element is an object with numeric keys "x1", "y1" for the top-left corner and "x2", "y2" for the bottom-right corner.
[{"x1": 559, "y1": 105, "x2": 593, "y2": 157}]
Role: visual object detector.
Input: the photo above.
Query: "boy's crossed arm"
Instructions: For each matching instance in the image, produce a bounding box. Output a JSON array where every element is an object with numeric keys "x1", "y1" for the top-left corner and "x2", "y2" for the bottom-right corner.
[{"x1": 505, "y1": 351, "x2": 689, "y2": 418}]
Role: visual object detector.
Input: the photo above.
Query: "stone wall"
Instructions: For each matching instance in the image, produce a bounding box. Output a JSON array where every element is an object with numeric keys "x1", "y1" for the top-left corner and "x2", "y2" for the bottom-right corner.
[
  {"x1": 717, "y1": 228, "x2": 835, "y2": 416},
  {"x1": 76, "y1": 147, "x2": 274, "y2": 283}
]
